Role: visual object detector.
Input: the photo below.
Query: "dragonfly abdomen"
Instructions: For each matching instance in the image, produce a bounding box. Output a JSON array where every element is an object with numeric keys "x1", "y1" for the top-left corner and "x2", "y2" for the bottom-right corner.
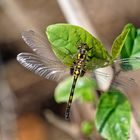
[{"x1": 65, "y1": 74, "x2": 78, "y2": 119}]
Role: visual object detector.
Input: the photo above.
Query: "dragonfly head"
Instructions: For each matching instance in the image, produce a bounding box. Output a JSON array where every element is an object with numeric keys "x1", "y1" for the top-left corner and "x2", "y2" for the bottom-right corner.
[{"x1": 78, "y1": 43, "x2": 88, "y2": 54}]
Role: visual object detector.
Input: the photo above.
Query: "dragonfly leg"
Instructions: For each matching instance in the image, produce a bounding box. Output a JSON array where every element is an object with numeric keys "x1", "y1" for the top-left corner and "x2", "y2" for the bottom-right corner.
[
  {"x1": 86, "y1": 54, "x2": 94, "y2": 62},
  {"x1": 70, "y1": 67, "x2": 74, "y2": 75},
  {"x1": 80, "y1": 69, "x2": 86, "y2": 77}
]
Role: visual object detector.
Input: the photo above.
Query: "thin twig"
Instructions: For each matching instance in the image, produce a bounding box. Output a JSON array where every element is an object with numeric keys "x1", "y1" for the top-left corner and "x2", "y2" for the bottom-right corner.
[{"x1": 44, "y1": 110, "x2": 81, "y2": 139}]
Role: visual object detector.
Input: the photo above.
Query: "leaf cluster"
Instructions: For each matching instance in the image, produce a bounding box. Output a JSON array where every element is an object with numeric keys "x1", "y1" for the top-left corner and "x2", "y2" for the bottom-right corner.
[{"x1": 46, "y1": 23, "x2": 140, "y2": 140}]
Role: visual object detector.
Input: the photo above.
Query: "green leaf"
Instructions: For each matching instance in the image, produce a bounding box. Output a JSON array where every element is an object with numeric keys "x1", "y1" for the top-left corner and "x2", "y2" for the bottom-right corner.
[
  {"x1": 111, "y1": 24, "x2": 131, "y2": 59},
  {"x1": 81, "y1": 121, "x2": 94, "y2": 136},
  {"x1": 120, "y1": 23, "x2": 140, "y2": 71},
  {"x1": 54, "y1": 77, "x2": 96, "y2": 103},
  {"x1": 121, "y1": 24, "x2": 137, "y2": 58},
  {"x1": 95, "y1": 89, "x2": 131, "y2": 140},
  {"x1": 46, "y1": 24, "x2": 110, "y2": 66}
]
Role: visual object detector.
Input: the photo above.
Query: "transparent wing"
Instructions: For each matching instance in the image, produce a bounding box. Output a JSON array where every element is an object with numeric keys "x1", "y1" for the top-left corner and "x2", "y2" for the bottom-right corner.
[
  {"x1": 86, "y1": 57, "x2": 140, "y2": 72},
  {"x1": 111, "y1": 57, "x2": 140, "y2": 89},
  {"x1": 17, "y1": 53, "x2": 69, "y2": 81},
  {"x1": 113, "y1": 57, "x2": 140, "y2": 71},
  {"x1": 85, "y1": 69, "x2": 111, "y2": 82},
  {"x1": 87, "y1": 57, "x2": 140, "y2": 91},
  {"x1": 83, "y1": 66, "x2": 113, "y2": 91},
  {"x1": 112, "y1": 75, "x2": 137, "y2": 89},
  {"x1": 22, "y1": 30, "x2": 60, "y2": 61},
  {"x1": 93, "y1": 66, "x2": 113, "y2": 91},
  {"x1": 92, "y1": 68, "x2": 137, "y2": 91},
  {"x1": 22, "y1": 30, "x2": 74, "y2": 66},
  {"x1": 86, "y1": 58, "x2": 108, "y2": 70}
]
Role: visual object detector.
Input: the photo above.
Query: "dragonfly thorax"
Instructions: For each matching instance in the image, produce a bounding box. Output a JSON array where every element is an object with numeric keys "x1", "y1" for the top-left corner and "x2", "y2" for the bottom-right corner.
[{"x1": 70, "y1": 44, "x2": 88, "y2": 77}]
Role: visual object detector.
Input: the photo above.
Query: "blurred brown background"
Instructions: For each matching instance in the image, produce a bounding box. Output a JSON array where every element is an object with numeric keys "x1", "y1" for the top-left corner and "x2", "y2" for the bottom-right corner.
[{"x1": 0, "y1": 0, "x2": 140, "y2": 140}]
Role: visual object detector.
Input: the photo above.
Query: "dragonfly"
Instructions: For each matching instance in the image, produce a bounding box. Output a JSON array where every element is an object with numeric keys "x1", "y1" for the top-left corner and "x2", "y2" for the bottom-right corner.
[{"x1": 17, "y1": 30, "x2": 140, "y2": 120}]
